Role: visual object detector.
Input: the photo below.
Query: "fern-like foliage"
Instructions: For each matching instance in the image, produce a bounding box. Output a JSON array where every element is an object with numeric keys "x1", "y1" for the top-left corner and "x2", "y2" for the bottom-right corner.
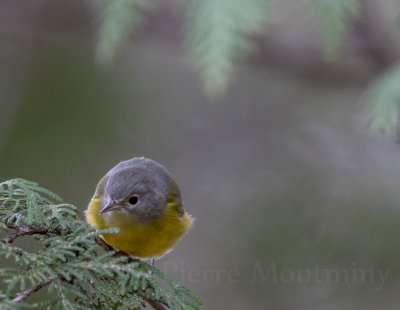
[
  {"x1": 183, "y1": 0, "x2": 269, "y2": 96},
  {"x1": 96, "y1": 0, "x2": 156, "y2": 65},
  {"x1": 94, "y1": 0, "x2": 271, "y2": 95},
  {"x1": 0, "y1": 179, "x2": 201, "y2": 310},
  {"x1": 308, "y1": 0, "x2": 358, "y2": 57},
  {"x1": 93, "y1": 0, "x2": 366, "y2": 96},
  {"x1": 93, "y1": 0, "x2": 400, "y2": 138},
  {"x1": 366, "y1": 62, "x2": 400, "y2": 135}
]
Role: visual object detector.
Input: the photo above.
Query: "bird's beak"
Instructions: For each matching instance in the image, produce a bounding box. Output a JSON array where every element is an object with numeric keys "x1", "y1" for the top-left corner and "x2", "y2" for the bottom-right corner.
[{"x1": 100, "y1": 200, "x2": 120, "y2": 214}]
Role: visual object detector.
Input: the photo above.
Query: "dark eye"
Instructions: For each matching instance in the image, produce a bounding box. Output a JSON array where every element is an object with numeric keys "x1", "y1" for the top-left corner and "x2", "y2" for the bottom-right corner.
[{"x1": 128, "y1": 195, "x2": 139, "y2": 205}]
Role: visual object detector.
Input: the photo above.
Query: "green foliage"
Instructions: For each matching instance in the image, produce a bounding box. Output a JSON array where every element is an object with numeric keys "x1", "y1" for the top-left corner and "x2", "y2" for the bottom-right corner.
[
  {"x1": 183, "y1": 0, "x2": 269, "y2": 96},
  {"x1": 0, "y1": 179, "x2": 201, "y2": 310},
  {"x1": 96, "y1": 0, "x2": 156, "y2": 65},
  {"x1": 93, "y1": 0, "x2": 400, "y2": 136},
  {"x1": 93, "y1": 0, "x2": 363, "y2": 95},
  {"x1": 0, "y1": 179, "x2": 74, "y2": 229},
  {"x1": 308, "y1": 0, "x2": 358, "y2": 57},
  {"x1": 366, "y1": 62, "x2": 400, "y2": 135}
]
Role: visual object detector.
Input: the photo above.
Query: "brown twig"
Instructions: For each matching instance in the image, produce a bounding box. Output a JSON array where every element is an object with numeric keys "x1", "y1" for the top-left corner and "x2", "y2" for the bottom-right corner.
[
  {"x1": 94, "y1": 236, "x2": 129, "y2": 258},
  {"x1": 141, "y1": 296, "x2": 170, "y2": 310},
  {"x1": 12, "y1": 279, "x2": 52, "y2": 303},
  {"x1": 2, "y1": 224, "x2": 62, "y2": 244},
  {"x1": 94, "y1": 236, "x2": 115, "y2": 252}
]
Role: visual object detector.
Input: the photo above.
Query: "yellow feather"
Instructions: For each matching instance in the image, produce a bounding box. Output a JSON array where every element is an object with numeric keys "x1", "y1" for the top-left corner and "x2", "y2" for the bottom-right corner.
[{"x1": 86, "y1": 198, "x2": 194, "y2": 258}]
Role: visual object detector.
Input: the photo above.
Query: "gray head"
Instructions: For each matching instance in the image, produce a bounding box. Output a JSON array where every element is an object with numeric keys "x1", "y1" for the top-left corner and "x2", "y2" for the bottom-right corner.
[{"x1": 100, "y1": 157, "x2": 181, "y2": 222}]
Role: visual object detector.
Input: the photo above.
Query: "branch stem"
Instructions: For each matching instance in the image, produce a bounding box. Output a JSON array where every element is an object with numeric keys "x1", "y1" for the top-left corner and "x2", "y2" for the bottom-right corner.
[
  {"x1": 142, "y1": 296, "x2": 171, "y2": 310},
  {"x1": 12, "y1": 279, "x2": 52, "y2": 303},
  {"x1": 2, "y1": 224, "x2": 62, "y2": 244}
]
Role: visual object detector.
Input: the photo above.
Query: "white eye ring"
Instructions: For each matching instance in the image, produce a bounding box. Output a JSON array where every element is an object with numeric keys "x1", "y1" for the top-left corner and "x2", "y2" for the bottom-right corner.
[{"x1": 128, "y1": 195, "x2": 139, "y2": 205}]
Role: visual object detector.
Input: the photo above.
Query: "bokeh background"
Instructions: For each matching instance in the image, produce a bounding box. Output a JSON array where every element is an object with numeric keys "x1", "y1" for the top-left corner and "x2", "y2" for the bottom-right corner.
[{"x1": 2, "y1": 0, "x2": 400, "y2": 309}]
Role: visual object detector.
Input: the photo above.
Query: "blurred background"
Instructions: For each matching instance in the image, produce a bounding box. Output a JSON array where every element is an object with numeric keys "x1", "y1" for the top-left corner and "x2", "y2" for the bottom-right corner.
[{"x1": 2, "y1": 0, "x2": 400, "y2": 309}]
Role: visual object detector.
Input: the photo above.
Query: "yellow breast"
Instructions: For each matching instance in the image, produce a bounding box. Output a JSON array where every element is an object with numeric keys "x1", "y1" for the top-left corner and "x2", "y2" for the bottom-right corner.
[{"x1": 86, "y1": 198, "x2": 194, "y2": 258}]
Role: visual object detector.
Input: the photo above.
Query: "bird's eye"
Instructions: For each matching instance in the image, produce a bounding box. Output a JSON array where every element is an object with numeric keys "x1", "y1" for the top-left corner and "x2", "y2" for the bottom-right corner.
[{"x1": 128, "y1": 195, "x2": 139, "y2": 205}]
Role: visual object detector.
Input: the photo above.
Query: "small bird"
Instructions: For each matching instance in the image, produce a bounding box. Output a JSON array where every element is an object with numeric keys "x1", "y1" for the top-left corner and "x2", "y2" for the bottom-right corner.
[{"x1": 86, "y1": 157, "x2": 194, "y2": 259}]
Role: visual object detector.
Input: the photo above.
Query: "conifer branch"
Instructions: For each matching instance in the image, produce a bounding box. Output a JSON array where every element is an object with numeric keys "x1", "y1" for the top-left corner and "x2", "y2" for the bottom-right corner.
[
  {"x1": 11, "y1": 279, "x2": 52, "y2": 303},
  {"x1": 142, "y1": 296, "x2": 171, "y2": 310},
  {"x1": 2, "y1": 224, "x2": 65, "y2": 244},
  {"x1": 95, "y1": 235, "x2": 115, "y2": 252},
  {"x1": 0, "y1": 179, "x2": 200, "y2": 309},
  {"x1": 4, "y1": 225, "x2": 173, "y2": 310},
  {"x1": 94, "y1": 237, "x2": 172, "y2": 310}
]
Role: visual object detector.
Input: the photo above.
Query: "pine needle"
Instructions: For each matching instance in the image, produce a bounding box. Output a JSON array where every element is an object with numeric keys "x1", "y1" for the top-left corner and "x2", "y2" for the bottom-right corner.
[{"x1": 0, "y1": 179, "x2": 201, "y2": 309}]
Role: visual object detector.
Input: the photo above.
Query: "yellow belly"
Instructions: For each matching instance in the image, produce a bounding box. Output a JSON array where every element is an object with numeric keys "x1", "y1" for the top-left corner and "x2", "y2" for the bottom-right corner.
[{"x1": 86, "y1": 198, "x2": 193, "y2": 258}]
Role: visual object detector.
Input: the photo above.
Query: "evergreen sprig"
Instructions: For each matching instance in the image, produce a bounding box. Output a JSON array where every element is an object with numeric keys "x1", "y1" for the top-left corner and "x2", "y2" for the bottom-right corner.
[
  {"x1": 95, "y1": 0, "x2": 156, "y2": 65},
  {"x1": 366, "y1": 62, "x2": 400, "y2": 136},
  {"x1": 183, "y1": 0, "x2": 269, "y2": 96},
  {"x1": 0, "y1": 179, "x2": 201, "y2": 310},
  {"x1": 93, "y1": 0, "x2": 364, "y2": 95},
  {"x1": 308, "y1": 0, "x2": 358, "y2": 57},
  {"x1": 92, "y1": 0, "x2": 400, "y2": 136}
]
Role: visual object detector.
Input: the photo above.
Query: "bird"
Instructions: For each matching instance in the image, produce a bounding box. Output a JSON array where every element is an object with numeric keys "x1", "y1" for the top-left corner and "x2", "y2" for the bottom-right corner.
[{"x1": 86, "y1": 157, "x2": 194, "y2": 259}]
